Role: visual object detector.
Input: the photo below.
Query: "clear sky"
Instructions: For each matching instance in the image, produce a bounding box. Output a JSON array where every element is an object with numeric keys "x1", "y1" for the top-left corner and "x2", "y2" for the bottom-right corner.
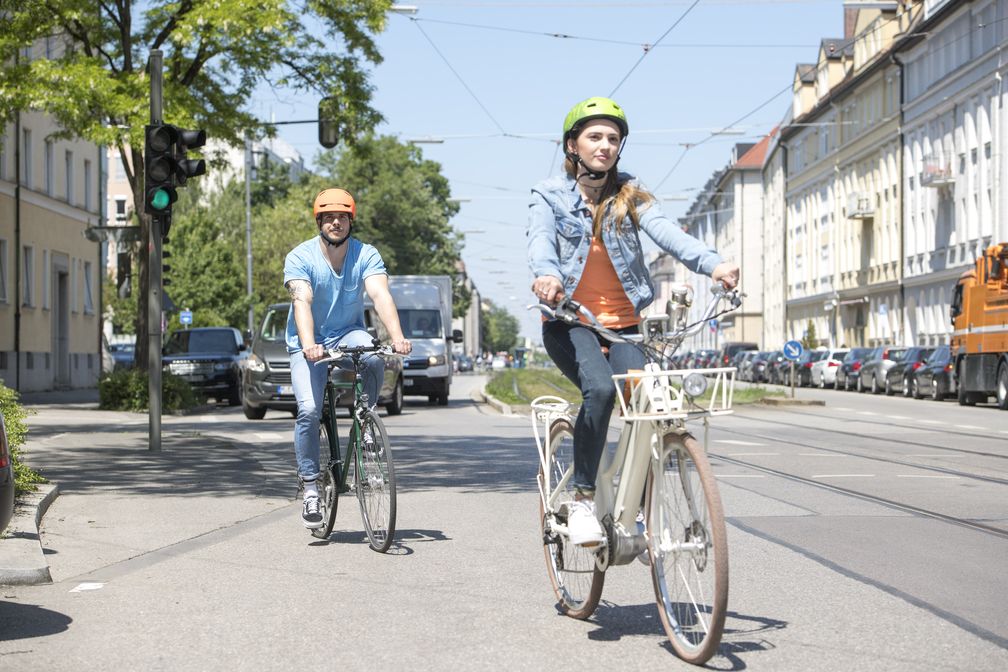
[{"x1": 252, "y1": 0, "x2": 843, "y2": 342}]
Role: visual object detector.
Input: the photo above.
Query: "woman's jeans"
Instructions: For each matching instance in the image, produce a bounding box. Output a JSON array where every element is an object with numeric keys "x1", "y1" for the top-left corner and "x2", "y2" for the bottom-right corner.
[
  {"x1": 542, "y1": 320, "x2": 646, "y2": 493},
  {"x1": 290, "y1": 329, "x2": 384, "y2": 481}
]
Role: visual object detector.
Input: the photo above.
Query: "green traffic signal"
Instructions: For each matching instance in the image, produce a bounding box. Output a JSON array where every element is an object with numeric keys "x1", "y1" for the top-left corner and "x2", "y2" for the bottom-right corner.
[{"x1": 150, "y1": 188, "x2": 171, "y2": 210}]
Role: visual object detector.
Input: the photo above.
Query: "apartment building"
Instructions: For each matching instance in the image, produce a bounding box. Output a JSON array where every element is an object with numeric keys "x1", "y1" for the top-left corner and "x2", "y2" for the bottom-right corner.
[
  {"x1": 1, "y1": 110, "x2": 104, "y2": 390},
  {"x1": 761, "y1": 122, "x2": 788, "y2": 349},
  {"x1": 781, "y1": 4, "x2": 917, "y2": 348},
  {"x1": 899, "y1": 0, "x2": 1008, "y2": 345}
]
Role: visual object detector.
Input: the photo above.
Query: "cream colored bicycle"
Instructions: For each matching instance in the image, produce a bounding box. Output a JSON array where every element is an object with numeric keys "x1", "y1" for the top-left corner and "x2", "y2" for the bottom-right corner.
[{"x1": 531, "y1": 286, "x2": 742, "y2": 665}]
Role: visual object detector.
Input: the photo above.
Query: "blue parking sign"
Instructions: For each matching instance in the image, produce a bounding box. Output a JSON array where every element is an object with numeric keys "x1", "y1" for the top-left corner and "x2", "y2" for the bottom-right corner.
[
  {"x1": 783, "y1": 339, "x2": 803, "y2": 361},
  {"x1": 180, "y1": 309, "x2": 193, "y2": 325}
]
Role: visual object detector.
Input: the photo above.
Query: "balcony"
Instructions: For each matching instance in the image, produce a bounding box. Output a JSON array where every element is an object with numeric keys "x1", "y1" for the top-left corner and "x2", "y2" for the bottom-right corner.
[
  {"x1": 920, "y1": 156, "x2": 954, "y2": 188},
  {"x1": 846, "y1": 193, "x2": 874, "y2": 219}
]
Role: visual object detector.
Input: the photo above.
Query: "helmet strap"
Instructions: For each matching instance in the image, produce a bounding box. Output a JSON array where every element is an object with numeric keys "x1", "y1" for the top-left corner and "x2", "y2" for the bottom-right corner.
[{"x1": 319, "y1": 222, "x2": 352, "y2": 248}]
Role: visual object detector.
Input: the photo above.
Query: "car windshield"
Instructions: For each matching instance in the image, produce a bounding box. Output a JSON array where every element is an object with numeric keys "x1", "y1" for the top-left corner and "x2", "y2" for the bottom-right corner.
[
  {"x1": 888, "y1": 348, "x2": 908, "y2": 362},
  {"x1": 399, "y1": 309, "x2": 442, "y2": 338},
  {"x1": 165, "y1": 330, "x2": 237, "y2": 355},
  {"x1": 259, "y1": 306, "x2": 289, "y2": 343},
  {"x1": 929, "y1": 345, "x2": 951, "y2": 363}
]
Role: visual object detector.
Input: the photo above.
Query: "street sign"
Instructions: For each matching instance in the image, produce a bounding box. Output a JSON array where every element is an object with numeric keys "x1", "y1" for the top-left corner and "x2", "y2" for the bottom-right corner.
[
  {"x1": 180, "y1": 309, "x2": 193, "y2": 325},
  {"x1": 709, "y1": 319, "x2": 718, "y2": 332},
  {"x1": 783, "y1": 340, "x2": 803, "y2": 361}
]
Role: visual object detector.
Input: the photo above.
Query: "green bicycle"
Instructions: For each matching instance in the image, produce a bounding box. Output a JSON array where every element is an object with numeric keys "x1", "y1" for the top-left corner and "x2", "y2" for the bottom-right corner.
[{"x1": 312, "y1": 342, "x2": 398, "y2": 552}]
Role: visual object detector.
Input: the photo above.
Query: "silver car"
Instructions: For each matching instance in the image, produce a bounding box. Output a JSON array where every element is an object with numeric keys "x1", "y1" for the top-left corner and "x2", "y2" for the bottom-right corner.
[
  {"x1": 858, "y1": 345, "x2": 908, "y2": 394},
  {"x1": 809, "y1": 348, "x2": 849, "y2": 388}
]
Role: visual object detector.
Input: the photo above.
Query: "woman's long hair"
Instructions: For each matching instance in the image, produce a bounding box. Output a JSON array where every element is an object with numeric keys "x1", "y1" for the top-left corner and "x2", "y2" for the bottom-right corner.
[{"x1": 564, "y1": 155, "x2": 654, "y2": 239}]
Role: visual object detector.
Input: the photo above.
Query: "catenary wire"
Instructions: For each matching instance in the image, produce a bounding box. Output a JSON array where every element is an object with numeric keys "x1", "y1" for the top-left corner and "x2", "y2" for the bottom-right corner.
[{"x1": 609, "y1": 0, "x2": 702, "y2": 97}]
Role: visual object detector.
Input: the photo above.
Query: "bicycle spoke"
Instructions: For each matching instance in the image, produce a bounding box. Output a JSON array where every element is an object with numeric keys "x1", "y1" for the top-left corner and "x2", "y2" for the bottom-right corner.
[{"x1": 356, "y1": 413, "x2": 396, "y2": 552}]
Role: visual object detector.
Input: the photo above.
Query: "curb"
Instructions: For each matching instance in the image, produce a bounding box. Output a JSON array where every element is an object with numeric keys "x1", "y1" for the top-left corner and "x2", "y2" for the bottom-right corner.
[
  {"x1": 759, "y1": 397, "x2": 826, "y2": 406},
  {"x1": 0, "y1": 482, "x2": 59, "y2": 585},
  {"x1": 479, "y1": 387, "x2": 523, "y2": 416}
]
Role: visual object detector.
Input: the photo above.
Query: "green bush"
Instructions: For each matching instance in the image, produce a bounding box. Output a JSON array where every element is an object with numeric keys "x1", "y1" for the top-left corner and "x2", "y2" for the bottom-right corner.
[
  {"x1": 98, "y1": 368, "x2": 202, "y2": 412},
  {"x1": 0, "y1": 383, "x2": 46, "y2": 495}
]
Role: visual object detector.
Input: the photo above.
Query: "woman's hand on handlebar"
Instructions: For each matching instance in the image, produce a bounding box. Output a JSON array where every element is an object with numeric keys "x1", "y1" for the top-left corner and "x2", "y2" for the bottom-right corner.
[
  {"x1": 532, "y1": 275, "x2": 565, "y2": 306},
  {"x1": 711, "y1": 262, "x2": 740, "y2": 290}
]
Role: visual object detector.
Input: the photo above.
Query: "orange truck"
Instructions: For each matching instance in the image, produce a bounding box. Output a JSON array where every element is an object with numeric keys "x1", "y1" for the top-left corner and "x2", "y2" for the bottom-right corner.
[{"x1": 949, "y1": 242, "x2": 1008, "y2": 409}]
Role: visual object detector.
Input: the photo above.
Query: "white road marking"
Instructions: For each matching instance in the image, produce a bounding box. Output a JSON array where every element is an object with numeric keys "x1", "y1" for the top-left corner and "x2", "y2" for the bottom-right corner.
[
  {"x1": 896, "y1": 474, "x2": 960, "y2": 479},
  {"x1": 70, "y1": 582, "x2": 105, "y2": 592},
  {"x1": 905, "y1": 454, "x2": 963, "y2": 458},
  {"x1": 954, "y1": 424, "x2": 985, "y2": 430},
  {"x1": 714, "y1": 439, "x2": 766, "y2": 446},
  {"x1": 253, "y1": 432, "x2": 288, "y2": 442},
  {"x1": 811, "y1": 474, "x2": 875, "y2": 479},
  {"x1": 722, "y1": 452, "x2": 780, "y2": 456},
  {"x1": 717, "y1": 474, "x2": 765, "y2": 479},
  {"x1": 886, "y1": 415, "x2": 910, "y2": 420},
  {"x1": 857, "y1": 411, "x2": 878, "y2": 416},
  {"x1": 834, "y1": 407, "x2": 853, "y2": 412},
  {"x1": 920, "y1": 420, "x2": 943, "y2": 425},
  {"x1": 799, "y1": 453, "x2": 849, "y2": 457}
]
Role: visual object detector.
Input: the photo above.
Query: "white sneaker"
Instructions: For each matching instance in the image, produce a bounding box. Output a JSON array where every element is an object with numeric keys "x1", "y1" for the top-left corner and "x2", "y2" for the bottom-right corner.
[
  {"x1": 302, "y1": 495, "x2": 323, "y2": 529},
  {"x1": 567, "y1": 498, "x2": 605, "y2": 547}
]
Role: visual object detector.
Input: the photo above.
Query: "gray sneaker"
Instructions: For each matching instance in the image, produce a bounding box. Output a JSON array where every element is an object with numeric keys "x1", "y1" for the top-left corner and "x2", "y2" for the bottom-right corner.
[{"x1": 302, "y1": 495, "x2": 323, "y2": 529}]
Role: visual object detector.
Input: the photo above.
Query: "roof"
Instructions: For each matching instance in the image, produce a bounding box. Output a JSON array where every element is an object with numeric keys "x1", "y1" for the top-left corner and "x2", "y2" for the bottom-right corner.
[
  {"x1": 820, "y1": 37, "x2": 853, "y2": 59},
  {"x1": 733, "y1": 129, "x2": 776, "y2": 169},
  {"x1": 796, "y1": 63, "x2": 816, "y2": 83}
]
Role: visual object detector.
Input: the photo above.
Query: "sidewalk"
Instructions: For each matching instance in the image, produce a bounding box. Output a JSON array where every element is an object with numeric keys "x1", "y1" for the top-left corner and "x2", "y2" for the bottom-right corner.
[{"x1": 0, "y1": 396, "x2": 293, "y2": 585}]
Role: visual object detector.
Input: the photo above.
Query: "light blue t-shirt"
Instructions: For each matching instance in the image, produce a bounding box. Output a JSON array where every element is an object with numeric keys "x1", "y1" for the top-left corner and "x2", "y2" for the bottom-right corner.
[{"x1": 283, "y1": 236, "x2": 387, "y2": 353}]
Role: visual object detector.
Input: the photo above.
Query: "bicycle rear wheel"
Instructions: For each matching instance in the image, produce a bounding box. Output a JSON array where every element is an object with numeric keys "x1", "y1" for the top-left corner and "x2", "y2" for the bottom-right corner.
[
  {"x1": 355, "y1": 411, "x2": 397, "y2": 552},
  {"x1": 540, "y1": 418, "x2": 604, "y2": 619},
  {"x1": 645, "y1": 432, "x2": 728, "y2": 664},
  {"x1": 311, "y1": 416, "x2": 339, "y2": 539}
]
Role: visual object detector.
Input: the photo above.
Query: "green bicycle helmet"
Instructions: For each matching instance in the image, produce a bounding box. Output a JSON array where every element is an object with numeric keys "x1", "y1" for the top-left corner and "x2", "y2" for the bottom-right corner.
[{"x1": 562, "y1": 97, "x2": 629, "y2": 143}]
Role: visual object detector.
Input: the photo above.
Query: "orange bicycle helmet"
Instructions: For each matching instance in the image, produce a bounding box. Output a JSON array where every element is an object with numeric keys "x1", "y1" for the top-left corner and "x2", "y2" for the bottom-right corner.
[{"x1": 313, "y1": 188, "x2": 356, "y2": 220}]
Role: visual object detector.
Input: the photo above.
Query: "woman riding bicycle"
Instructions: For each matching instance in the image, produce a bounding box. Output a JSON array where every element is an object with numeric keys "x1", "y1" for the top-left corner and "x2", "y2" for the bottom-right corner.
[
  {"x1": 285, "y1": 188, "x2": 412, "y2": 529},
  {"x1": 527, "y1": 97, "x2": 739, "y2": 547}
]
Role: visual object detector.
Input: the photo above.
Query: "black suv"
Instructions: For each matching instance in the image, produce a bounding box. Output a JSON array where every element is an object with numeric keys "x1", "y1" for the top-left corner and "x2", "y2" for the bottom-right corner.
[{"x1": 163, "y1": 327, "x2": 247, "y2": 405}]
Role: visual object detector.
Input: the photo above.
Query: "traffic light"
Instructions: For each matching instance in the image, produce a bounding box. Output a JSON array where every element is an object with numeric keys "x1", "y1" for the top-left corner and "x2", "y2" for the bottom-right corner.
[
  {"x1": 116, "y1": 251, "x2": 132, "y2": 298},
  {"x1": 318, "y1": 96, "x2": 338, "y2": 149},
  {"x1": 144, "y1": 124, "x2": 178, "y2": 220},
  {"x1": 162, "y1": 244, "x2": 172, "y2": 287}
]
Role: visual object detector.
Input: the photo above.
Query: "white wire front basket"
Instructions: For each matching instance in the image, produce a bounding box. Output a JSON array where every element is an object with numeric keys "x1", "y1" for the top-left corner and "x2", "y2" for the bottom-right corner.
[{"x1": 610, "y1": 366, "x2": 736, "y2": 422}]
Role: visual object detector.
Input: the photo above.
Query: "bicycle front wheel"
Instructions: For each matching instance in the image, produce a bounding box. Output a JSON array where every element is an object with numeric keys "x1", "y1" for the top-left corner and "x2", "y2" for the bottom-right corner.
[
  {"x1": 540, "y1": 418, "x2": 604, "y2": 619},
  {"x1": 645, "y1": 432, "x2": 728, "y2": 664},
  {"x1": 355, "y1": 411, "x2": 397, "y2": 552},
  {"x1": 311, "y1": 417, "x2": 339, "y2": 540}
]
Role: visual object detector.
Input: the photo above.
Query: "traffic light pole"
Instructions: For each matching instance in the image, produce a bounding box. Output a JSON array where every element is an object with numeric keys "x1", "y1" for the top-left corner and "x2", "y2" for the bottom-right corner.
[{"x1": 148, "y1": 50, "x2": 164, "y2": 453}]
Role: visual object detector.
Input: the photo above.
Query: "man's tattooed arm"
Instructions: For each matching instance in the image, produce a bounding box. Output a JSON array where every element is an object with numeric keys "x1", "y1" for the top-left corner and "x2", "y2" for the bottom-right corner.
[{"x1": 286, "y1": 279, "x2": 313, "y2": 305}]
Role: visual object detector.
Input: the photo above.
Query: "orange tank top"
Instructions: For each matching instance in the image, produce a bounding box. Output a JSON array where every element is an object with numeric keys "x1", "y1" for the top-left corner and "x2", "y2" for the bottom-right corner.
[{"x1": 571, "y1": 237, "x2": 639, "y2": 329}]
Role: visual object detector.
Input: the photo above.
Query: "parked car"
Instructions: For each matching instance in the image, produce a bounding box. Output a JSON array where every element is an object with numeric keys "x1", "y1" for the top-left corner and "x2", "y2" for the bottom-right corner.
[
  {"x1": 163, "y1": 327, "x2": 247, "y2": 405},
  {"x1": 716, "y1": 341, "x2": 758, "y2": 368},
  {"x1": 858, "y1": 345, "x2": 908, "y2": 394},
  {"x1": 748, "y1": 351, "x2": 772, "y2": 383},
  {"x1": 764, "y1": 351, "x2": 788, "y2": 384},
  {"x1": 241, "y1": 303, "x2": 404, "y2": 420},
  {"x1": 109, "y1": 342, "x2": 136, "y2": 370},
  {"x1": 914, "y1": 344, "x2": 956, "y2": 401},
  {"x1": 809, "y1": 348, "x2": 849, "y2": 388},
  {"x1": 792, "y1": 349, "x2": 828, "y2": 386},
  {"x1": 884, "y1": 346, "x2": 934, "y2": 397},
  {"x1": 0, "y1": 409, "x2": 15, "y2": 535},
  {"x1": 835, "y1": 347, "x2": 873, "y2": 391},
  {"x1": 737, "y1": 350, "x2": 762, "y2": 382}
]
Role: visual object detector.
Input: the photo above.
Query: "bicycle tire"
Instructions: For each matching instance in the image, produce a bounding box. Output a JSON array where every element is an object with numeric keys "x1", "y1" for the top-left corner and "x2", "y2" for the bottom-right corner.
[
  {"x1": 539, "y1": 418, "x2": 604, "y2": 620},
  {"x1": 355, "y1": 411, "x2": 397, "y2": 552},
  {"x1": 645, "y1": 432, "x2": 728, "y2": 665},
  {"x1": 311, "y1": 417, "x2": 339, "y2": 540}
]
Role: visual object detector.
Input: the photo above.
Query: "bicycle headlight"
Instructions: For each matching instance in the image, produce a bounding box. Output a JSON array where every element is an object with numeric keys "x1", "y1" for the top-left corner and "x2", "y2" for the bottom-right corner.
[{"x1": 683, "y1": 372, "x2": 708, "y2": 398}]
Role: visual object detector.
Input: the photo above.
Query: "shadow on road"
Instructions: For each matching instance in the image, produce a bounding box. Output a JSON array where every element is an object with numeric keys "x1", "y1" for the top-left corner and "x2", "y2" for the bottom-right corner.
[
  {"x1": 394, "y1": 434, "x2": 539, "y2": 494},
  {"x1": 0, "y1": 601, "x2": 72, "y2": 640}
]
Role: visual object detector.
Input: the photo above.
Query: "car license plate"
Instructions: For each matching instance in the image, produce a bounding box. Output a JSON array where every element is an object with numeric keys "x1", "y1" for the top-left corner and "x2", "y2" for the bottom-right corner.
[
  {"x1": 277, "y1": 385, "x2": 293, "y2": 395},
  {"x1": 403, "y1": 379, "x2": 414, "y2": 387}
]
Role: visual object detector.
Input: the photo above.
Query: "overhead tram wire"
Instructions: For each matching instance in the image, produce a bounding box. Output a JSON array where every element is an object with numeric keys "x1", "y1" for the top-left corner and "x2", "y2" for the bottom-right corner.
[
  {"x1": 410, "y1": 18, "x2": 509, "y2": 135},
  {"x1": 609, "y1": 0, "x2": 702, "y2": 97}
]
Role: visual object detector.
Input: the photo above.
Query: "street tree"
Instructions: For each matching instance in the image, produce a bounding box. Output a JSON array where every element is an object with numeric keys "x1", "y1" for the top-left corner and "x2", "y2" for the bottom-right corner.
[
  {"x1": 481, "y1": 300, "x2": 520, "y2": 354},
  {"x1": 0, "y1": 0, "x2": 394, "y2": 368}
]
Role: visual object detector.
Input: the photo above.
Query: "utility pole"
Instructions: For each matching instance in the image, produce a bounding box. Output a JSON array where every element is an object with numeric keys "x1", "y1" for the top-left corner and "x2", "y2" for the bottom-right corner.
[
  {"x1": 148, "y1": 50, "x2": 164, "y2": 452},
  {"x1": 245, "y1": 135, "x2": 254, "y2": 334}
]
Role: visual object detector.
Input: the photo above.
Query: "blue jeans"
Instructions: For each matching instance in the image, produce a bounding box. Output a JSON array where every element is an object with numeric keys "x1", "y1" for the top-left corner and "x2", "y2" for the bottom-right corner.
[
  {"x1": 542, "y1": 320, "x2": 645, "y2": 493},
  {"x1": 290, "y1": 329, "x2": 384, "y2": 480}
]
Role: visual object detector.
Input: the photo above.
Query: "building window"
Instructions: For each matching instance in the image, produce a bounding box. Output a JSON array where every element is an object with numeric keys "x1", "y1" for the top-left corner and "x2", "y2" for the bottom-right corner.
[
  {"x1": 42, "y1": 249, "x2": 49, "y2": 309},
  {"x1": 0, "y1": 140, "x2": 6, "y2": 180},
  {"x1": 22, "y1": 245, "x2": 34, "y2": 307},
  {"x1": 114, "y1": 156, "x2": 126, "y2": 180},
  {"x1": 71, "y1": 258, "x2": 78, "y2": 313},
  {"x1": 83, "y1": 260, "x2": 94, "y2": 314},
  {"x1": 84, "y1": 159, "x2": 92, "y2": 211},
  {"x1": 115, "y1": 197, "x2": 127, "y2": 222},
  {"x1": 0, "y1": 239, "x2": 7, "y2": 303},
  {"x1": 44, "y1": 139, "x2": 53, "y2": 195},
  {"x1": 65, "y1": 150, "x2": 74, "y2": 204},
  {"x1": 21, "y1": 128, "x2": 32, "y2": 188}
]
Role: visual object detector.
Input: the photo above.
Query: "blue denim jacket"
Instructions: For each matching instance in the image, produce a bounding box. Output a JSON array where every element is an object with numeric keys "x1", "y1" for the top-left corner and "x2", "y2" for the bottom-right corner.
[{"x1": 527, "y1": 172, "x2": 723, "y2": 314}]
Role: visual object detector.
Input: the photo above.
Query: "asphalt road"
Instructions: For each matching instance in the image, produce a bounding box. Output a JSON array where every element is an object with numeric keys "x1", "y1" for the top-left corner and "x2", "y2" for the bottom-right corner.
[{"x1": 1, "y1": 374, "x2": 1006, "y2": 670}]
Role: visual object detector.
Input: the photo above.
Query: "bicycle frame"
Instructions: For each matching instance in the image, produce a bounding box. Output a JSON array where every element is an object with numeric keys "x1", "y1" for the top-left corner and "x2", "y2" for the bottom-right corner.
[{"x1": 320, "y1": 357, "x2": 368, "y2": 494}]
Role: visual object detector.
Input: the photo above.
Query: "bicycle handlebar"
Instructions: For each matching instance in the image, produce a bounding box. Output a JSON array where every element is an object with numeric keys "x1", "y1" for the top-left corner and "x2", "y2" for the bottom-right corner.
[{"x1": 314, "y1": 343, "x2": 403, "y2": 364}]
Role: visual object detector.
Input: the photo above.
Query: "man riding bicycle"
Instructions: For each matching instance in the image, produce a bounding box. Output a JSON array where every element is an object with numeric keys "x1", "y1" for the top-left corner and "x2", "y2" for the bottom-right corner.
[
  {"x1": 285, "y1": 188, "x2": 412, "y2": 529},
  {"x1": 527, "y1": 97, "x2": 739, "y2": 547}
]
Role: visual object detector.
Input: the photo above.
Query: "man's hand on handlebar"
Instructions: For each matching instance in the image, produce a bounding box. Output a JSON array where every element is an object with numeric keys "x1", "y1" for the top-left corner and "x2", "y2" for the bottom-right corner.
[
  {"x1": 711, "y1": 262, "x2": 740, "y2": 290},
  {"x1": 302, "y1": 343, "x2": 326, "y2": 363},
  {"x1": 532, "y1": 275, "x2": 565, "y2": 306},
  {"x1": 391, "y1": 339, "x2": 412, "y2": 355}
]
